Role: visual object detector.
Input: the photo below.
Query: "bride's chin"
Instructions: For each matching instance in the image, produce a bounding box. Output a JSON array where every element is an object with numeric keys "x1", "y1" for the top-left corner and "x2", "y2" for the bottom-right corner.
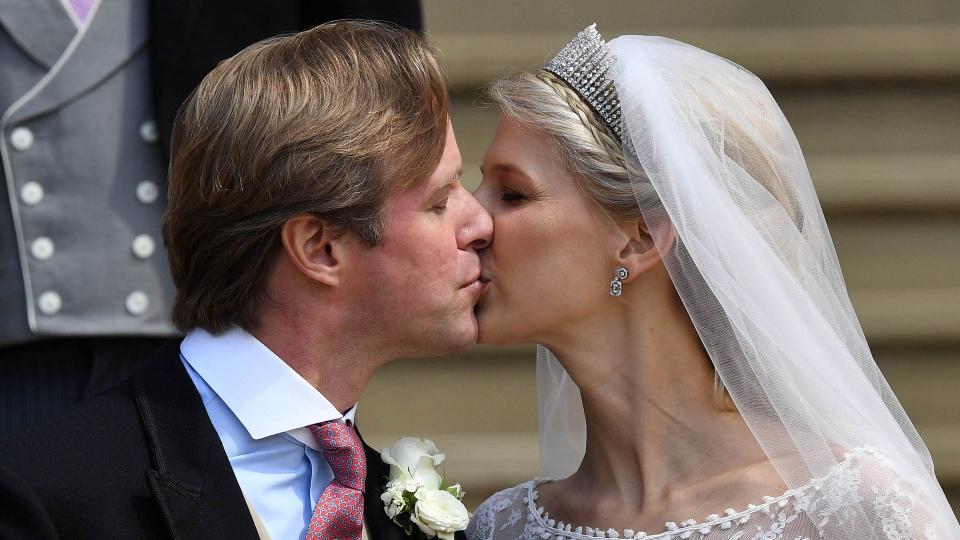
[
  {"x1": 475, "y1": 319, "x2": 498, "y2": 345},
  {"x1": 477, "y1": 332, "x2": 516, "y2": 346},
  {"x1": 475, "y1": 299, "x2": 531, "y2": 345},
  {"x1": 476, "y1": 320, "x2": 528, "y2": 347},
  {"x1": 475, "y1": 311, "x2": 511, "y2": 346}
]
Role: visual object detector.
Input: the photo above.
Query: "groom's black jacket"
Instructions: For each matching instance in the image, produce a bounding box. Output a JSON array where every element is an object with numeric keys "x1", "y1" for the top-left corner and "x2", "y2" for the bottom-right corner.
[{"x1": 0, "y1": 340, "x2": 444, "y2": 539}]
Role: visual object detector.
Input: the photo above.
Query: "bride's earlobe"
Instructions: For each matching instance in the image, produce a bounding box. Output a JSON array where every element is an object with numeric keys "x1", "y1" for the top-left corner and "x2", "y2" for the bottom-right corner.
[{"x1": 612, "y1": 219, "x2": 662, "y2": 285}]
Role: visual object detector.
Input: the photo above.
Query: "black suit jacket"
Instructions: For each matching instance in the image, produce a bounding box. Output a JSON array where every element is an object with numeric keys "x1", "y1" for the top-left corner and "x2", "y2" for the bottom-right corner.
[
  {"x1": 148, "y1": 0, "x2": 423, "y2": 160},
  {"x1": 0, "y1": 340, "x2": 428, "y2": 539}
]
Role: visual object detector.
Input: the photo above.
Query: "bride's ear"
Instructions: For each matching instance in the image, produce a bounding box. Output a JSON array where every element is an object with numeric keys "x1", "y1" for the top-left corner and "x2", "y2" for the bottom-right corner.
[{"x1": 613, "y1": 218, "x2": 673, "y2": 283}]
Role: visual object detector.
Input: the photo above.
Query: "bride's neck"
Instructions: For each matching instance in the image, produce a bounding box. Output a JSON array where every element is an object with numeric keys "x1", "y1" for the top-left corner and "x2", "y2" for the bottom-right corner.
[{"x1": 542, "y1": 287, "x2": 765, "y2": 506}]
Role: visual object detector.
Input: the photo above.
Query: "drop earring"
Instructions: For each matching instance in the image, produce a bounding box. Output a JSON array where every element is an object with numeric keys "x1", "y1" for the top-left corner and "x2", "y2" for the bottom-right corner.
[{"x1": 609, "y1": 267, "x2": 629, "y2": 296}]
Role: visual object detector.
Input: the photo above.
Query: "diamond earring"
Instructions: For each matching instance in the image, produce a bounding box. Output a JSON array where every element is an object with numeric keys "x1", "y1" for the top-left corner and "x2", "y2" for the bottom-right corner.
[{"x1": 609, "y1": 267, "x2": 629, "y2": 297}]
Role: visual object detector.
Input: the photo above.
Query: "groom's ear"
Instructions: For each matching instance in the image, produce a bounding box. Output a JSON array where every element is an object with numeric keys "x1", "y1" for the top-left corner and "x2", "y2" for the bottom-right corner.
[
  {"x1": 280, "y1": 214, "x2": 342, "y2": 287},
  {"x1": 613, "y1": 218, "x2": 673, "y2": 284}
]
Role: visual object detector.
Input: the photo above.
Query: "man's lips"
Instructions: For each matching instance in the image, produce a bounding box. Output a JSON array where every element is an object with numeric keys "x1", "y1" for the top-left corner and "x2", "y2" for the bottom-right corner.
[
  {"x1": 460, "y1": 272, "x2": 491, "y2": 293},
  {"x1": 459, "y1": 271, "x2": 480, "y2": 290}
]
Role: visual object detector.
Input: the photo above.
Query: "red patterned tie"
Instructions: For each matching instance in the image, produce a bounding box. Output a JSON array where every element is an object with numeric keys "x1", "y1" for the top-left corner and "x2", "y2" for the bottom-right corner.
[{"x1": 305, "y1": 420, "x2": 367, "y2": 540}]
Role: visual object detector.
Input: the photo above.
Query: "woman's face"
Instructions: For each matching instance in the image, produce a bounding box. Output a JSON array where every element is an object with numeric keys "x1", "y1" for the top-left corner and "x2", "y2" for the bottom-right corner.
[{"x1": 473, "y1": 116, "x2": 621, "y2": 345}]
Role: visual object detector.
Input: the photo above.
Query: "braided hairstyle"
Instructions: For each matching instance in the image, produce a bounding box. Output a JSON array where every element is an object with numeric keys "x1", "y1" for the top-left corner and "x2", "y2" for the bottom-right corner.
[
  {"x1": 487, "y1": 70, "x2": 645, "y2": 222},
  {"x1": 535, "y1": 72, "x2": 625, "y2": 169}
]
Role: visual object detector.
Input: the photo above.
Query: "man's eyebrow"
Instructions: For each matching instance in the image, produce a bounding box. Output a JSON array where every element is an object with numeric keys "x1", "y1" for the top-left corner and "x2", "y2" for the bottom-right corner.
[{"x1": 427, "y1": 166, "x2": 462, "y2": 199}]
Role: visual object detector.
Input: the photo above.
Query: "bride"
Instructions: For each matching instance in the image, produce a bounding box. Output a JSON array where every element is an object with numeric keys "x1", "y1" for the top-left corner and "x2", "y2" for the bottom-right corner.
[{"x1": 466, "y1": 25, "x2": 960, "y2": 540}]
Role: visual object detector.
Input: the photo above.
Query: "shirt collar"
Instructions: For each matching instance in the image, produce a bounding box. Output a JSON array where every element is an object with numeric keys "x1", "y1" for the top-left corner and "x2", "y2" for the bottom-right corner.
[{"x1": 180, "y1": 327, "x2": 356, "y2": 440}]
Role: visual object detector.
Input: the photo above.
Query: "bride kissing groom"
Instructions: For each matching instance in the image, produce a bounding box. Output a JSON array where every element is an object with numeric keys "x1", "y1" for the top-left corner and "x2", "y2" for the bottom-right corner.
[{"x1": 3, "y1": 18, "x2": 959, "y2": 540}]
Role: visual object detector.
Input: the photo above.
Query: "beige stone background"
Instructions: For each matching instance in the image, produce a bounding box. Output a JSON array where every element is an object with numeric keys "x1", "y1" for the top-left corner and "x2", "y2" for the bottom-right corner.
[{"x1": 357, "y1": 0, "x2": 960, "y2": 514}]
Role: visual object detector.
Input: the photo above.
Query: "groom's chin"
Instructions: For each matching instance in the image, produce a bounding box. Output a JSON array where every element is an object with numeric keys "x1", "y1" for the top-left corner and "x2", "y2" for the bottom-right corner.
[
  {"x1": 450, "y1": 315, "x2": 480, "y2": 353},
  {"x1": 433, "y1": 311, "x2": 480, "y2": 355}
]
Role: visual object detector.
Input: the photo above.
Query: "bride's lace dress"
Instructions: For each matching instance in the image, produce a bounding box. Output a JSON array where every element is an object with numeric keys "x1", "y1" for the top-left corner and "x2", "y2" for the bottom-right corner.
[{"x1": 467, "y1": 447, "x2": 943, "y2": 540}]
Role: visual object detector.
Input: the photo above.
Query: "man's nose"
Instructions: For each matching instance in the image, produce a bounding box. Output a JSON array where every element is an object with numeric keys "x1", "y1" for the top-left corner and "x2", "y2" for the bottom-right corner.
[{"x1": 459, "y1": 189, "x2": 493, "y2": 251}]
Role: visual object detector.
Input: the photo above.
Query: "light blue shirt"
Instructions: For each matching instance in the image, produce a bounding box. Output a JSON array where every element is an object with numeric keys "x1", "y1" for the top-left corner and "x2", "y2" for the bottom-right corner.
[{"x1": 180, "y1": 327, "x2": 357, "y2": 540}]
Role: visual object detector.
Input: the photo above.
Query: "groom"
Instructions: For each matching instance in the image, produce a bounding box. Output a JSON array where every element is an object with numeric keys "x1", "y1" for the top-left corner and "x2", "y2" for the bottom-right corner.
[{"x1": 0, "y1": 21, "x2": 489, "y2": 540}]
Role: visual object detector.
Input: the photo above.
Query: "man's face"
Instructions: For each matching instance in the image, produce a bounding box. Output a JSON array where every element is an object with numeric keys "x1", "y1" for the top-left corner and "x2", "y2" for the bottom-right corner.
[{"x1": 344, "y1": 120, "x2": 493, "y2": 357}]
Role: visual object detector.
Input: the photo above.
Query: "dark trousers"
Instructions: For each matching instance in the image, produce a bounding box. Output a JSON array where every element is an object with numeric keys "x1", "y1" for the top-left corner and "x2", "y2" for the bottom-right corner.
[{"x1": 0, "y1": 337, "x2": 169, "y2": 436}]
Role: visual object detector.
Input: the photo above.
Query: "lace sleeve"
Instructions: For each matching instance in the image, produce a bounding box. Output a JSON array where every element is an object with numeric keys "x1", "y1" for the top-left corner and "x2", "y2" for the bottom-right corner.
[
  {"x1": 813, "y1": 447, "x2": 957, "y2": 540},
  {"x1": 858, "y1": 448, "x2": 956, "y2": 540},
  {"x1": 466, "y1": 481, "x2": 534, "y2": 540}
]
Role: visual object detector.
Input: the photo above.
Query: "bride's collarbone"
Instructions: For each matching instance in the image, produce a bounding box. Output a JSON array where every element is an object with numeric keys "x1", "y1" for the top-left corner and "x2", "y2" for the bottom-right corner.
[{"x1": 534, "y1": 466, "x2": 789, "y2": 536}]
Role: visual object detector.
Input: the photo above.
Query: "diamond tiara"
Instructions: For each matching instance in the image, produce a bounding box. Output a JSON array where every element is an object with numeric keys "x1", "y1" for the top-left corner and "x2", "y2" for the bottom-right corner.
[{"x1": 542, "y1": 23, "x2": 622, "y2": 141}]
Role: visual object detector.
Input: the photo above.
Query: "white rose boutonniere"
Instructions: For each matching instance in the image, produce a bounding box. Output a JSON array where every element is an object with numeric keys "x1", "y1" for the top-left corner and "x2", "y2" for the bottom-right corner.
[{"x1": 380, "y1": 437, "x2": 470, "y2": 539}]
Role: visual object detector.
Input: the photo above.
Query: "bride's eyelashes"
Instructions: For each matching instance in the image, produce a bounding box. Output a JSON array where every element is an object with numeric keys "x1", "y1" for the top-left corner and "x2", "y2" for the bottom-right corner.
[
  {"x1": 500, "y1": 190, "x2": 527, "y2": 204},
  {"x1": 499, "y1": 188, "x2": 544, "y2": 205}
]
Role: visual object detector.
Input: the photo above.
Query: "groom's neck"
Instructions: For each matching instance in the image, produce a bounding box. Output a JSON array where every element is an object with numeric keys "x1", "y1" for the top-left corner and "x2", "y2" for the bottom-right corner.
[{"x1": 251, "y1": 310, "x2": 386, "y2": 413}]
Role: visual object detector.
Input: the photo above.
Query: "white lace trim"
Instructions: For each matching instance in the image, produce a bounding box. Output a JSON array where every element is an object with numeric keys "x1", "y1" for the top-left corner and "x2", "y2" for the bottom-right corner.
[{"x1": 523, "y1": 446, "x2": 885, "y2": 540}]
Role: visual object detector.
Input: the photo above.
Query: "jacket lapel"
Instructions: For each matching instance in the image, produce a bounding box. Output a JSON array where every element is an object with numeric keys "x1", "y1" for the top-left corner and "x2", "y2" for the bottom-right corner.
[
  {"x1": 0, "y1": 0, "x2": 75, "y2": 70},
  {"x1": 361, "y1": 433, "x2": 410, "y2": 540},
  {"x1": 131, "y1": 340, "x2": 260, "y2": 540},
  {"x1": 130, "y1": 347, "x2": 460, "y2": 540},
  {"x1": 8, "y1": 0, "x2": 149, "y2": 124}
]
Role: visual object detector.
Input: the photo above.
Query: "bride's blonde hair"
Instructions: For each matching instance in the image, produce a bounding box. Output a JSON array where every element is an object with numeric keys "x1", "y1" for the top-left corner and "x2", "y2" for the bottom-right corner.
[{"x1": 487, "y1": 70, "x2": 739, "y2": 411}]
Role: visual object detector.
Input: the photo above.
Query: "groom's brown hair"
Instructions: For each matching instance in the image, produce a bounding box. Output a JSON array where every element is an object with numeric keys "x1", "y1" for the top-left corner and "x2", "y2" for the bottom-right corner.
[{"x1": 163, "y1": 20, "x2": 449, "y2": 333}]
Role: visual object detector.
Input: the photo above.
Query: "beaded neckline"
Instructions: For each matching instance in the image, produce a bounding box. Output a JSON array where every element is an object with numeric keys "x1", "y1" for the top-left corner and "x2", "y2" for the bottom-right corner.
[{"x1": 524, "y1": 446, "x2": 876, "y2": 540}]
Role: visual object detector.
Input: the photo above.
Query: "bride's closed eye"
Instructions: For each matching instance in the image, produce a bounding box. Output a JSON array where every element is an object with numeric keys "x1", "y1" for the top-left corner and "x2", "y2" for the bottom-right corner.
[
  {"x1": 500, "y1": 190, "x2": 529, "y2": 204},
  {"x1": 498, "y1": 182, "x2": 545, "y2": 206}
]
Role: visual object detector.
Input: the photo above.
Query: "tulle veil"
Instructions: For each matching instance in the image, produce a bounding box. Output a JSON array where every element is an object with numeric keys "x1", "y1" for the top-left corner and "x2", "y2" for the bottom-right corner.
[{"x1": 536, "y1": 31, "x2": 960, "y2": 539}]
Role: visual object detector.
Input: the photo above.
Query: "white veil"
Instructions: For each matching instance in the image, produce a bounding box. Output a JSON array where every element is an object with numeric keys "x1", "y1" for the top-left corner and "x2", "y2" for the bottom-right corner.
[{"x1": 536, "y1": 34, "x2": 960, "y2": 538}]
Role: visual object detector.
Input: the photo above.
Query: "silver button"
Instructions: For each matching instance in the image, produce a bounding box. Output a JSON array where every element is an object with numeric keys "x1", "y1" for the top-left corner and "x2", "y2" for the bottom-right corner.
[
  {"x1": 125, "y1": 290, "x2": 149, "y2": 315},
  {"x1": 20, "y1": 181, "x2": 44, "y2": 205},
  {"x1": 30, "y1": 236, "x2": 54, "y2": 261},
  {"x1": 10, "y1": 127, "x2": 33, "y2": 151},
  {"x1": 131, "y1": 234, "x2": 155, "y2": 259},
  {"x1": 37, "y1": 291, "x2": 62, "y2": 315},
  {"x1": 140, "y1": 121, "x2": 158, "y2": 143},
  {"x1": 136, "y1": 180, "x2": 159, "y2": 204}
]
